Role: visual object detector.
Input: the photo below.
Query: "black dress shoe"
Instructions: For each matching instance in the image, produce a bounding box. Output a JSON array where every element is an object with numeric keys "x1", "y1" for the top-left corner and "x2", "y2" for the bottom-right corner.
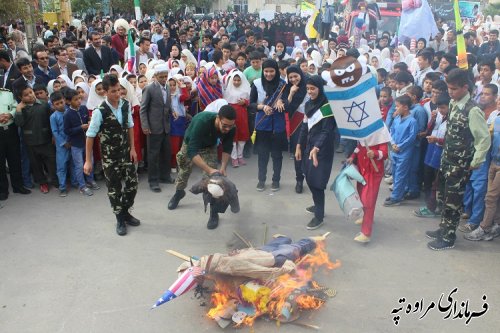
[
  {"x1": 13, "y1": 187, "x2": 31, "y2": 195},
  {"x1": 116, "y1": 213, "x2": 127, "y2": 236},
  {"x1": 0, "y1": 192, "x2": 8, "y2": 201},
  {"x1": 295, "y1": 181, "x2": 303, "y2": 194},
  {"x1": 168, "y1": 189, "x2": 185, "y2": 210},
  {"x1": 123, "y1": 211, "x2": 141, "y2": 226},
  {"x1": 150, "y1": 184, "x2": 161, "y2": 193}
]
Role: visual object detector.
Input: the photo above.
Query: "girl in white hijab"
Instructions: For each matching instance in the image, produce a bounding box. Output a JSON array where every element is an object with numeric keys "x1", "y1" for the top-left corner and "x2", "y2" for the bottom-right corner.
[
  {"x1": 86, "y1": 79, "x2": 106, "y2": 111},
  {"x1": 181, "y1": 49, "x2": 197, "y2": 67},
  {"x1": 109, "y1": 64, "x2": 124, "y2": 76},
  {"x1": 310, "y1": 50, "x2": 323, "y2": 68},
  {"x1": 119, "y1": 77, "x2": 144, "y2": 166},
  {"x1": 291, "y1": 47, "x2": 304, "y2": 61},
  {"x1": 75, "y1": 82, "x2": 90, "y2": 106},
  {"x1": 47, "y1": 79, "x2": 61, "y2": 95},
  {"x1": 223, "y1": 70, "x2": 251, "y2": 167},
  {"x1": 71, "y1": 69, "x2": 87, "y2": 83},
  {"x1": 58, "y1": 74, "x2": 74, "y2": 89}
]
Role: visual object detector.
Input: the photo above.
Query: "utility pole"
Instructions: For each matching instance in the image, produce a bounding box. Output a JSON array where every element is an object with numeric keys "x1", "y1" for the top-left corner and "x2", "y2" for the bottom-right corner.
[{"x1": 25, "y1": 0, "x2": 38, "y2": 53}]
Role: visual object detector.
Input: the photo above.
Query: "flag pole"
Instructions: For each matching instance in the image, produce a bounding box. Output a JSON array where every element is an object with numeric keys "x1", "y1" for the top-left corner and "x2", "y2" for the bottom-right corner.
[
  {"x1": 454, "y1": 0, "x2": 468, "y2": 69},
  {"x1": 134, "y1": 0, "x2": 142, "y2": 21}
]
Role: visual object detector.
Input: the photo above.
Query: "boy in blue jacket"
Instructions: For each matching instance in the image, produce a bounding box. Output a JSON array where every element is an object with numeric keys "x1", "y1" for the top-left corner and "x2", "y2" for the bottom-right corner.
[
  {"x1": 384, "y1": 95, "x2": 418, "y2": 206},
  {"x1": 63, "y1": 89, "x2": 99, "y2": 196},
  {"x1": 50, "y1": 92, "x2": 76, "y2": 197}
]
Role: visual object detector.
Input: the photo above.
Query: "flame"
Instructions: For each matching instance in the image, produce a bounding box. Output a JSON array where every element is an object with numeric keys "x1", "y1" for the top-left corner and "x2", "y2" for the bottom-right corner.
[
  {"x1": 207, "y1": 292, "x2": 229, "y2": 319},
  {"x1": 206, "y1": 242, "x2": 341, "y2": 327},
  {"x1": 296, "y1": 295, "x2": 325, "y2": 310}
]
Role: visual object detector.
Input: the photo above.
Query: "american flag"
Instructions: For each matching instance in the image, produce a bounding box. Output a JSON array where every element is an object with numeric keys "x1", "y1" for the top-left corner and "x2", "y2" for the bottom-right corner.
[{"x1": 151, "y1": 266, "x2": 202, "y2": 309}]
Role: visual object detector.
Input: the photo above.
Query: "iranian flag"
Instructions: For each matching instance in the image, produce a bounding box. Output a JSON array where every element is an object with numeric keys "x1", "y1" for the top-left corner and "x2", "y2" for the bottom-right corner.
[
  {"x1": 307, "y1": 103, "x2": 334, "y2": 130},
  {"x1": 127, "y1": 29, "x2": 136, "y2": 73}
]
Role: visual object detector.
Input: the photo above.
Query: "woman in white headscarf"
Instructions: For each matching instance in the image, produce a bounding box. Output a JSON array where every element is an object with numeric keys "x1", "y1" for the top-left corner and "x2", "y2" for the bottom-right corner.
[
  {"x1": 223, "y1": 70, "x2": 251, "y2": 167},
  {"x1": 181, "y1": 49, "x2": 197, "y2": 67}
]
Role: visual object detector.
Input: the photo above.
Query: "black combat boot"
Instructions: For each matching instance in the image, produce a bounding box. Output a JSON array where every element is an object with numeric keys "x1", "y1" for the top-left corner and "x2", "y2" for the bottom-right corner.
[
  {"x1": 123, "y1": 210, "x2": 141, "y2": 226},
  {"x1": 295, "y1": 180, "x2": 303, "y2": 194},
  {"x1": 168, "y1": 189, "x2": 186, "y2": 210},
  {"x1": 116, "y1": 212, "x2": 127, "y2": 236},
  {"x1": 207, "y1": 205, "x2": 219, "y2": 230}
]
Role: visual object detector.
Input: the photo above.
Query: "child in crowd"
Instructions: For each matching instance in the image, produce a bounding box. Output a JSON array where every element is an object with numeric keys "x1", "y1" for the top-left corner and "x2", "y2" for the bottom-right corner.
[
  {"x1": 236, "y1": 52, "x2": 247, "y2": 72},
  {"x1": 223, "y1": 70, "x2": 250, "y2": 168},
  {"x1": 63, "y1": 89, "x2": 99, "y2": 196},
  {"x1": 379, "y1": 87, "x2": 393, "y2": 121},
  {"x1": 243, "y1": 51, "x2": 262, "y2": 85},
  {"x1": 14, "y1": 86, "x2": 57, "y2": 193},
  {"x1": 169, "y1": 76, "x2": 189, "y2": 172},
  {"x1": 423, "y1": 80, "x2": 448, "y2": 124},
  {"x1": 421, "y1": 72, "x2": 441, "y2": 101},
  {"x1": 348, "y1": 135, "x2": 389, "y2": 243},
  {"x1": 384, "y1": 95, "x2": 417, "y2": 206},
  {"x1": 49, "y1": 91, "x2": 76, "y2": 197},
  {"x1": 75, "y1": 82, "x2": 89, "y2": 106},
  {"x1": 414, "y1": 93, "x2": 450, "y2": 218},
  {"x1": 413, "y1": 51, "x2": 434, "y2": 87},
  {"x1": 136, "y1": 74, "x2": 148, "y2": 103},
  {"x1": 405, "y1": 85, "x2": 428, "y2": 200},
  {"x1": 33, "y1": 84, "x2": 49, "y2": 103},
  {"x1": 465, "y1": 96, "x2": 500, "y2": 241}
]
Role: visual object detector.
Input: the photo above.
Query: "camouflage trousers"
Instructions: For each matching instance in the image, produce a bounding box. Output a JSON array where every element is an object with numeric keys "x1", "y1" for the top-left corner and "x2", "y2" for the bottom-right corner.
[
  {"x1": 438, "y1": 165, "x2": 470, "y2": 242},
  {"x1": 175, "y1": 143, "x2": 217, "y2": 191},
  {"x1": 102, "y1": 158, "x2": 138, "y2": 215}
]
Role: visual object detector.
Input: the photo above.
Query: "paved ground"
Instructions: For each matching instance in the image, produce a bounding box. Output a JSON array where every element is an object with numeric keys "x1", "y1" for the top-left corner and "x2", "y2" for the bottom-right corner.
[{"x1": 1, "y1": 154, "x2": 499, "y2": 333}]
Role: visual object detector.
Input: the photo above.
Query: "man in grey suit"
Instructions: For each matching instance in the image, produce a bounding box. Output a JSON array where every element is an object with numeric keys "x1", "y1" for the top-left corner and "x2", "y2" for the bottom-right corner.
[{"x1": 140, "y1": 64, "x2": 173, "y2": 192}]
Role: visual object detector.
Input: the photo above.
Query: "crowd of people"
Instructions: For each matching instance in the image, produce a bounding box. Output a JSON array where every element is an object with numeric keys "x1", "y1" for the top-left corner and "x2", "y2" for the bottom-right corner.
[{"x1": 0, "y1": 6, "x2": 499, "y2": 251}]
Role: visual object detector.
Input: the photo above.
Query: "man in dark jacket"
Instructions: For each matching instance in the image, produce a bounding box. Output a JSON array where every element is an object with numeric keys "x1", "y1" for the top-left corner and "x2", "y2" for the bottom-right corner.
[
  {"x1": 0, "y1": 50, "x2": 21, "y2": 92},
  {"x1": 12, "y1": 58, "x2": 44, "y2": 102},
  {"x1": 83, "y1": 31, "x2": 115, "y2": 75},
  {"x1": 478, "y1": 29, "x2": 500, "y2": 63},
  {"x1": 156, "y1": 29, "x2": 176, "y2": 61}
]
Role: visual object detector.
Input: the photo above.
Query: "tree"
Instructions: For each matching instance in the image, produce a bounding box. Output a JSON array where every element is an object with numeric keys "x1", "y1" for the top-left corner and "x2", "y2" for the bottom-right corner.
[{"x1": 0, "y1": 1, "x2": 33, "y2": 22}]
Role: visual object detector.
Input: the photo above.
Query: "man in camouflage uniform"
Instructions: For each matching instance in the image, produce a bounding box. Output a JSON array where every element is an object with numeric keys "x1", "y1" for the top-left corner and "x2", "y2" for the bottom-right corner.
[
  {"x1": 426, "y1": 69, "x2": 491, "y2": 250},
  {"x1": 84, "y1": 74, "x2": 140, "y2": 236},
  {"x1": 168, "y1": 105, "x2": 236, "y2": 230}
]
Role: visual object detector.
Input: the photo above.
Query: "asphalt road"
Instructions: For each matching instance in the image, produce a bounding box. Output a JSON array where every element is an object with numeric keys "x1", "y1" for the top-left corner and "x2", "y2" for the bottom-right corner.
[{"x1": 1, "y1": 154, "x2": 499, "y2": 333}]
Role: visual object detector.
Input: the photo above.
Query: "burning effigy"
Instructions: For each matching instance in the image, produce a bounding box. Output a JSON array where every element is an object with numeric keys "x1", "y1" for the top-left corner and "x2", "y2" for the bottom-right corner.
[{"x1": 152, "y1": 233, "x2": 341, "y2": 329}]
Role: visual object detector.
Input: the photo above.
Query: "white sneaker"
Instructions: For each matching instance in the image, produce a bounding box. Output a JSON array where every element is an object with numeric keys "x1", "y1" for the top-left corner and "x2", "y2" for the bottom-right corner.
[
  {"x1": 171, "y1": 168, "x2": 177, "y2": 174},
  {"x1": 384, "y1": 176, "x2": 393, "y2": 185}
]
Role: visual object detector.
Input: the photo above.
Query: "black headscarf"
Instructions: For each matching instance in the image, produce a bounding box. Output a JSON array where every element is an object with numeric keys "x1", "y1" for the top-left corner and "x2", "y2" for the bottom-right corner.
[
  {"x1": 304, "y1": 75, "x2": 328, "y2": 118},
  {"x1": 284, "y1": 65, "x2": 307, "y2": 114},
  {"x1": 261, "y1": 59, "x2": 281, "y2": 96}
]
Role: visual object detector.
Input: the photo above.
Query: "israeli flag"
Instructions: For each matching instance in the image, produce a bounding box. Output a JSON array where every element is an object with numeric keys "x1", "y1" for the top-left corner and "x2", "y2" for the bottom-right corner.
[{"x1": 326, "y1": 74, "x2": 389, "y2": 144}]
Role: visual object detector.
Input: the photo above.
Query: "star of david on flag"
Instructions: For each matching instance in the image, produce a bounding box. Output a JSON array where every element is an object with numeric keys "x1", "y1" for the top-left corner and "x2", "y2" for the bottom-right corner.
[
  {"x1": 344, "y1": 101, "x2": 369, "y2": 127},
  {"x1": 325, "y1": 73, "x2": 391, "y2": 145}
]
